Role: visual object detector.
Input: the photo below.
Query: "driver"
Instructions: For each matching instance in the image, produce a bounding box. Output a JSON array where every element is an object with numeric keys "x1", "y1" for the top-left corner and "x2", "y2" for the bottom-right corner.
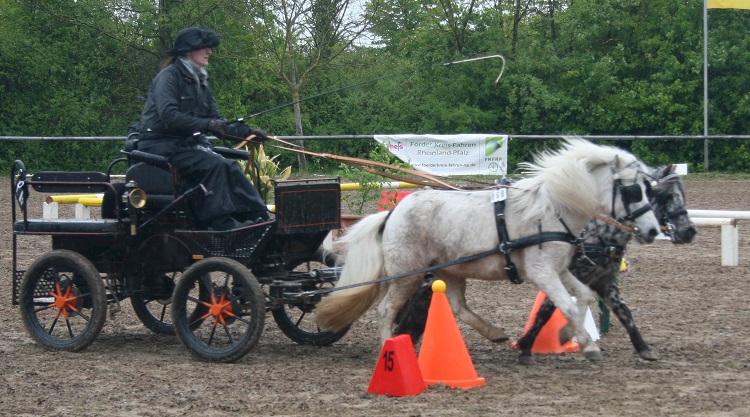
[{"x1": 136, "y1": 27, "x2": 270, "y2": 231}]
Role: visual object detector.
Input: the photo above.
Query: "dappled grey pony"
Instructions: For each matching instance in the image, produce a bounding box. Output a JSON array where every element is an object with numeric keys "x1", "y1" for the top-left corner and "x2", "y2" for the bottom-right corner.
[
  {"x1": 393, "y1": 164, "x2": 696, "y2": 364},
  {"x1": 315, "y1": 138, "x2": 661, "y2": 361}
]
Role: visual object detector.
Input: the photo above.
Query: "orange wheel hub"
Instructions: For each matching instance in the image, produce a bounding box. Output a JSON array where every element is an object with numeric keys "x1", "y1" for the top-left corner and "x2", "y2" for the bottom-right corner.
[
  {"x1": 49, "y1": 283, "x2": 79, "y2": 320},
  {"x1": 200, "y1": 293, "x2": 235, "y2": 326}
]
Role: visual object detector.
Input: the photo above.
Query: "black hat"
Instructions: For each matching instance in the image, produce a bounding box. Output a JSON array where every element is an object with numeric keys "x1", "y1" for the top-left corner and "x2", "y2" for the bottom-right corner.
[{"x1": 168, "y1": 27, "x2": 220, "y2": 56}]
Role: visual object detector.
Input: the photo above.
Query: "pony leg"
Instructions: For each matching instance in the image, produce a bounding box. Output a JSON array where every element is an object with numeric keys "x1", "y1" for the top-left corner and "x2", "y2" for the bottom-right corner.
[
  {"x1": 444, "y1": 278, "x2": 510, "y2": 343},
  {"x1": 376, "y1": 276, "x2": 424, "y2": 346},
  {"x1": 515, "y1": 295, "x2": 557, "y2": 365},
  {"x1": 594, "y1": 282, "x2": 657, "y2": 361},
  {"x1": 393, "y1": 278, "x2": 432, "y2": 345},
  {"x1": 558, "y1": 270, "x2": 596, "y2": 345},
  {"x1": 535, "y1": 273, "x2": 601, "y2": 361}
]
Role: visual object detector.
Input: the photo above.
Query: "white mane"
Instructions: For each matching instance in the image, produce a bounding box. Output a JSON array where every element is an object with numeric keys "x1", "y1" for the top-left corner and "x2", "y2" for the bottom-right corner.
[{"x1": 511, "y1": 137, "x2": 642, "y2": 222}]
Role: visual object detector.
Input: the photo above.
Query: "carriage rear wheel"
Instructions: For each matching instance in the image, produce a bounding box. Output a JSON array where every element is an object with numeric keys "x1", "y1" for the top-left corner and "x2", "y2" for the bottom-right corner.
[
  {"x1": 130, "y1": 271, "x2": 210, "y2": 335},
  {"x1": 19, "y1": 250, "x2": 107, "y2": 352},
  {"x1": 130, "y1": 272, "x2": 178, "y2": 335},
  {"x1": 271, "y1": 250, "x2": 350, "y2": 346},
  {"x1": 171, "y1": 258, "x2": 265, "y2": 363}
]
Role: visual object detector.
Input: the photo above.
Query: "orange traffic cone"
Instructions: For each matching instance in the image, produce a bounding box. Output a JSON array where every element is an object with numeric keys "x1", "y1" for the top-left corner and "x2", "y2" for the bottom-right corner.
[
  {"x1": 514, "y1": 290, "x2": 579, "y2": 353},
  {"x1": 367, "y1": 334, "x2": 426, "y2": 396},
  {"x1": 417, "y1": 280, "x2": 485, "y2": 389}
]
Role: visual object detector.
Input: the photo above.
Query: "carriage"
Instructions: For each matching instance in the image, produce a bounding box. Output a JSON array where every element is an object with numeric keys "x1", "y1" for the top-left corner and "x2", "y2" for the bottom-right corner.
[{"x1": 10, "y1": 145, "x2": 347, "y2": 363}]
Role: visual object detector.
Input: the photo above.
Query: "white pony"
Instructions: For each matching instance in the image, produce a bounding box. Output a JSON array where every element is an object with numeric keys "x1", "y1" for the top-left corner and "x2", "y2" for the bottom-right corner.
[{"x1": 316, "y1": 138, "x2": 660, "y2": 360}]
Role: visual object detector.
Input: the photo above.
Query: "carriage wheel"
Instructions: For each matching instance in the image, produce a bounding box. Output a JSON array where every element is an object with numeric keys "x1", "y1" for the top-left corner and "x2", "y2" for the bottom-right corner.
[
  {"x1": 271, "y1": 251, "x2": 350, "y2": 346},
  {"x1": 130, "y1": 272, "x2": 178, "y2": 335},
  {"x1": 171, "y1": 258, "x2": 265, "y2": 363},
  {"x1": 19, "y1": 250, "x2": 107, "y2": 352},
  {"x1": 131, "y1": 271, "x2": 210, "y2": 335}
]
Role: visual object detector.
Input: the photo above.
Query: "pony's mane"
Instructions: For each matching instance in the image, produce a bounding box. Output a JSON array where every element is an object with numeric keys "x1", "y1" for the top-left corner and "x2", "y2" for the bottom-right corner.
[{"x1": 511, "y1": 138, "x2": 641, "y2": 221}]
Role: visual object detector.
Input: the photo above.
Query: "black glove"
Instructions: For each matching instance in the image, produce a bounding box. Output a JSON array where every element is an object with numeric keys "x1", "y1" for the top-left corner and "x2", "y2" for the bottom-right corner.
[
  {"x1": 249, "y1": 129, "x2": 269, "y2": 143},
  {"x1": 225, "y1": 121, "x2": 252, "y2": 140},
  {"x1": 207, "y1": 119, "x2": 227, "y2": 138}
]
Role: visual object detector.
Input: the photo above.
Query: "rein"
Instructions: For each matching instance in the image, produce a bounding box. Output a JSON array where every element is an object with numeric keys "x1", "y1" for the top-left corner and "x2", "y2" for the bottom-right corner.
[
  {"x1": 299, "y1": 247, "x2": 504, "y2": 299},
  {"x1": 591, "y1": 212, "x2": 636, "y2": 233}
]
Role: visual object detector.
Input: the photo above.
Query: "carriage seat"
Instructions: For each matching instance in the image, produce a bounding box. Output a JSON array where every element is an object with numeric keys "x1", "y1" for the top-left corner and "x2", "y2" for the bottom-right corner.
[
  {"x1": 120, "y1": 146, "x2": 251, "y2": 212},
  {"x1": 125, "y1": 150, "x2": 179, "y2": 210},
  {"x1": 14, "y1": 219, "x2": 121, "y2": 235}
]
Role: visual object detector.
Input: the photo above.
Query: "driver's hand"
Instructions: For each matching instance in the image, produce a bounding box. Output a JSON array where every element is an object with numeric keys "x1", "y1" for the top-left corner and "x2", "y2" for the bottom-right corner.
[{"x1": 249, "y1": 129, "x2": 269, "y2": 143}]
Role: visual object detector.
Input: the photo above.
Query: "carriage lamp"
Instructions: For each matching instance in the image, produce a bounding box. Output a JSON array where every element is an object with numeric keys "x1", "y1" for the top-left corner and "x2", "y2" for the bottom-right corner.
[{"x1": 125, "y1": 181, "x2": 148, "y2": 209}]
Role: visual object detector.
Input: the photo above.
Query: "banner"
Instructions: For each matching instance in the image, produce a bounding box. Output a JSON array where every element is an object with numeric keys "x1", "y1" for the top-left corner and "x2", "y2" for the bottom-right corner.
[
  {"x1": 374, "y1": 134, "x2": 508, "y2": 176},
  {"x1": 707, "y1": 0, "x2": 750, "y2": 9}
]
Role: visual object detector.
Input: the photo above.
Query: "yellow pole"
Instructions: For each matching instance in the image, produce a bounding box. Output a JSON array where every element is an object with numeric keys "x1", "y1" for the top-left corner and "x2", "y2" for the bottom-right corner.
[
  {"x1": 45, "y1": 194, "x2": 100, "y2": 204},
  {"x1": 78, "y1": 197, "x2": 103, "y2": 207},
  {"x1": 339, "y1": 181, "x2": 421, "y2": 191}
]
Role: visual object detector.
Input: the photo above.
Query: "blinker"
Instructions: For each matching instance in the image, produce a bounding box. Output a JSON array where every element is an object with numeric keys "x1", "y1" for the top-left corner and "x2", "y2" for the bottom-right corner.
[{"x1": 620, "y1": 183, "x2": 643, "y2": 204}]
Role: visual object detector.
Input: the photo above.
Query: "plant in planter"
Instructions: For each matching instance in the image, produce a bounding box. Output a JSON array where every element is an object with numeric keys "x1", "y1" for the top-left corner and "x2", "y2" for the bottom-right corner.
[
  {"x1": 338, "y1": 146, "x2": 413, "y2": 215},
  {"x1": 238, "y1": 145, "x2": 292, "y2": 202}
]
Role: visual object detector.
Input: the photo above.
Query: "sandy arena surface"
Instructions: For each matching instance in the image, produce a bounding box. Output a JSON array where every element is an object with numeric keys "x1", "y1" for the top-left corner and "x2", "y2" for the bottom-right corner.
[{"x1": 1, "y1": 175, "x2": 749, "y2": 416}]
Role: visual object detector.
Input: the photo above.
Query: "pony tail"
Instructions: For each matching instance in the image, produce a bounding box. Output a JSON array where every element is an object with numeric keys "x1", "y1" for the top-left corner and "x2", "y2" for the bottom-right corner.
[{"x1": 315, "y1": 211, "x2": 389, "y2": 332}]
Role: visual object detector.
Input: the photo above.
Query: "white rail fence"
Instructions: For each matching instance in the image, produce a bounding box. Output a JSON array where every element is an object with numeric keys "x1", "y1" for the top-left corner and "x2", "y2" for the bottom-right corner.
[
  {"x1": 40, "y1": 197, "x2": 748, "y2": 267},
  {"x1": 688, "y1": 209, "x2": 750, "y2": 267}
]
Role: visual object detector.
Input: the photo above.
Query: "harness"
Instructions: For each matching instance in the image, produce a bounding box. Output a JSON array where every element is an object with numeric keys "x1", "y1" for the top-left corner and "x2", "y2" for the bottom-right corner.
[{"x1": 492, "y1": 180, "x2": 578, "y2": 284}]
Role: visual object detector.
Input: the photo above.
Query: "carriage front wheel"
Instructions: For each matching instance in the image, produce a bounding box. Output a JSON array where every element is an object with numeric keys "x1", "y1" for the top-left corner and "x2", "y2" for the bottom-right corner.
[
  {"x1": 19, "y1": 250, "x2": 107, "y2": 352},
  {"x1": 171, "y1": 257, "x2": 265, "y2": 363}
]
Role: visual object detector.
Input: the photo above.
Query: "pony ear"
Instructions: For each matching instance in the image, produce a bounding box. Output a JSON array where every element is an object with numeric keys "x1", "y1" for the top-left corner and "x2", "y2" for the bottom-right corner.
[{"x1": 611, "y1": 154, "x2": 621, "y2": 174}]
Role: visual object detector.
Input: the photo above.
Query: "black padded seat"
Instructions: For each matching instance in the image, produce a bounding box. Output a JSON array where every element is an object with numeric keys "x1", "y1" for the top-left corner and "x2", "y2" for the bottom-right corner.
[{"x1": 14, "y1": 219, "x2": 122, "y2": 235}]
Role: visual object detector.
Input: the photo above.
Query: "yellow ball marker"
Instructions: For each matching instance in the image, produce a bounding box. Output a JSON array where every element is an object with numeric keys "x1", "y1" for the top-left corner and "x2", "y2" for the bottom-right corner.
[{"x1": 431, "y1": 279, "x2": 446, "y2": 293}]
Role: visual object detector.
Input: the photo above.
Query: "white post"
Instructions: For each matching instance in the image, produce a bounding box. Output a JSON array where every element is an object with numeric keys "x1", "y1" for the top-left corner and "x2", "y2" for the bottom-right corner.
[
  {"x1": 43, "y1": 202, "x2": 59, "y2": 219},
  {"x1": 75, "y1": 204, "x2": 91, "y2": 220},
  {"x1": 721, "y1": 223, "x2": 739, "y2": 267}
]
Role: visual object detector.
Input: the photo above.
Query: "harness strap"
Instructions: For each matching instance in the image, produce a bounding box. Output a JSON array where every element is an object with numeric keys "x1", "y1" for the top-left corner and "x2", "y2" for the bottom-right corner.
[
  {"x1": 504, "y1": 231, "x2": 579, "y2": 251},
  {"x1": 575, "y1": 241, "x2": 625, "y2": 266},
  {"x1": 493, "y1": 187, "x2": 577, "y2": 284}
]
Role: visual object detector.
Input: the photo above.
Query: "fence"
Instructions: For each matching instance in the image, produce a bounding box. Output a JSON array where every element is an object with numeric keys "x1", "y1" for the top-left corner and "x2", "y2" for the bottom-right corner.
[{"x1": 3, "y1": 135, "x2": 750, "y2": 172}]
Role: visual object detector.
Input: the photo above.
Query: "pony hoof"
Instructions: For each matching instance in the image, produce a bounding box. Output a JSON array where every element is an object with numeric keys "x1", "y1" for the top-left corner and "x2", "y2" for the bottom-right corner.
[
  {"x1": 558, "y1": 325, "x2": 575, "y2": 345},
  {"x1": 489, "y1": 334, "x2": 510, "y2": 343},
  {"x1": 584, "y1": 350, "x2": 603, "y2": 361},
  {"x1": 518, "y1": 354, "x2": 536, "y2": 366},
  {"x1": 487, "y1": 328, "x2": 510, "y2": 343},
  {"x1": 638, "y1": 350, "x2": 659, "y2": 361}
]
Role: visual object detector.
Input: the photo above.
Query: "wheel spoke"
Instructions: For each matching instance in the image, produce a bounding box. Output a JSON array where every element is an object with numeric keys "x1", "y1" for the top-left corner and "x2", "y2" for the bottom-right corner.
[
  {"x1": 69, "y1": 309, "x2": 91, "y2": 322},
  {"x1": 33, "y1": 304, "x2": 54, "y2": 314},
  {"x1": 48, "y1": 316, "x2": 60, "y2": 335},
  {"x1": 158, "y1": 305, "x2": 167, "y2": 322},
  {"x1": 223, "y1": 325, "x2": 235, "y2": 344},
  {"x1": 207, "y1": 324, "x2": 218, "y2": 346},
  {"x1": 294, "y1": 310, "x2": 307, "y2": 327},
  {"x1": 65, "y1": 317, "x2": 75, "y2": 338}
]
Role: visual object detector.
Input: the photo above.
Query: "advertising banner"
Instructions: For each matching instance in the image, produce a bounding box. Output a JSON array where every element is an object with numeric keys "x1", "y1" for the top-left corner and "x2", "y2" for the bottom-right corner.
[{"x1": 374, "y1": 134, "x2": 508, "y2": 176}]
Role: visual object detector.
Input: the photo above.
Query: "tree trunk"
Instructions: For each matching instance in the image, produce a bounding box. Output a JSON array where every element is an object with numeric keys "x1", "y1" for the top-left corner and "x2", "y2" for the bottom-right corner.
[{"x1": 291, "y1": 86, "x2": 307, "y2": 171}]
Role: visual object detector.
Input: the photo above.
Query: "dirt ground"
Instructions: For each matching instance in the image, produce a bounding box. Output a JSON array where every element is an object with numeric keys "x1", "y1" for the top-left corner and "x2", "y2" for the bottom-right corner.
[{"x1": 1, "y1": 175, "x2": 749, "y2": 417}]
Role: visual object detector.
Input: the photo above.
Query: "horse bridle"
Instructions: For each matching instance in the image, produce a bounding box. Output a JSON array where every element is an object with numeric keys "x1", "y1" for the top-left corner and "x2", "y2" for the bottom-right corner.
[
  {"x1": 649, "y1": 174, "x2": 689, "y2": 241},
  {"x1": 611, "y1": 173, "x2": 653, "y2": 225}
]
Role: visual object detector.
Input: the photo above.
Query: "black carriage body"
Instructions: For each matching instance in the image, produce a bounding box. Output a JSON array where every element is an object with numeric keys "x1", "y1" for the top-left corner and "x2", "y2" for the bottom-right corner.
[
  {"x1": 11, "y1": 158, "x2": 342, "y2": 305},
  {"x1": 10, "y1": 152, "x2": 352, "y2": 360}
]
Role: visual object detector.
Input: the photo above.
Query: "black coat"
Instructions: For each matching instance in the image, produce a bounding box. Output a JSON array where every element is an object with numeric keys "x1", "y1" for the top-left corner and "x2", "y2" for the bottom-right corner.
[{"x1": 139, "y1": 59, "x2": 220, "y2": 142}]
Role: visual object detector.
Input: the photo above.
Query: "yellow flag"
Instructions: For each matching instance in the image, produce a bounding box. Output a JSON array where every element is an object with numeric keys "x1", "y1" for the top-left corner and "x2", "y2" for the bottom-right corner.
[{"x1": 707, "y1": 0, "x2": 750, "y2": 9}]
